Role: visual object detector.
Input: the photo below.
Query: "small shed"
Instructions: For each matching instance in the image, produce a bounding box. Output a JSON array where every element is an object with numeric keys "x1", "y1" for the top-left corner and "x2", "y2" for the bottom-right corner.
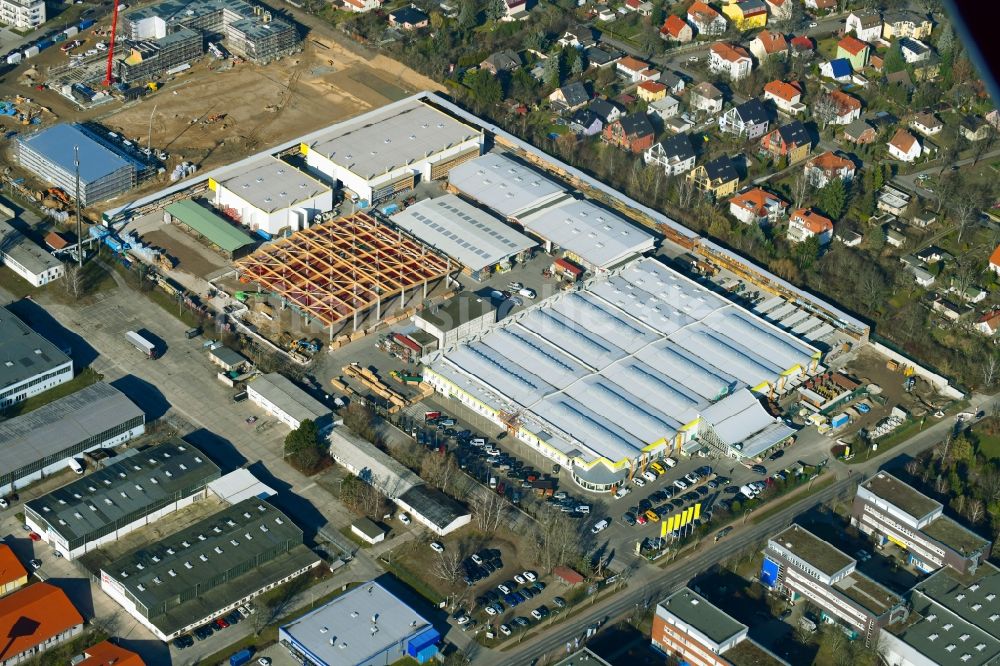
[
  {"x1": 553, "y1": 566, "x2": 585, "y2": 585},
  {"x1": 351, "y1": 517, "x2": 386, "y2": 545},
  {"x1": 209, "y1": 346, "x2": 248, "y2": 372}
]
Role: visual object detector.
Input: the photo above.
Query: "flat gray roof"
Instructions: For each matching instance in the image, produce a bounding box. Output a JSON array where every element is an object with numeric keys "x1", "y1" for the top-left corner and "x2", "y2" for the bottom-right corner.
[
  {"x1": 916, "y1": 564, "x2": 1000, "y2": 635},
  {"x1": 863, "y1": 472, "x2": 941, "y2": 521},
  {"x1": 208, "y1": 346, "x2": 247, "y2": 368},
  {"x1": 281, "y1": 580, "x2": 433, "y2": 666},
  {"x1": 416, "y1": 293, "x2": 494, "y2": 332},
  {"x1": 0, "y1": 382, "x2": 144, "y2": 479},
  {"x1": 17, "y1": 124, "x2": 133, "y2": 185},
  {"x1": 307, "y1": 99, "x2": 482, "y2": 180},
  {"x1": 249, "y1": 373, "x2": 330, "y2": 425},
  {"x1": 922, "y1": 515, "x2": 991, "y2": 557},
  {"x1": 390, "y1": 195, "x2": 536, "y2": 272},
  {"x1": 0, "y1": 304, "x2": 71, "y2": 392},
  {"x1": 398, "y1": 484, "x2": 469, "y2": 530},
  {"x1": 658, "y1": 587, "x2": 746, "y2": 645},
  {"x1": 770, "y1": 525, "x2": 854, "y2": 577},
  {"x1": 24, "y1": 438, "x2": 220, "y2": 545},
  {"x1": 327, "y1": 427, "x2": 421, "y2": 497},
  {"x1": 351, "y1": 517, "x2": 384, "y2": 539},
  {"x1": 892, "y1": 581, "x2": 1000, "y2": 666},
  {"x1": 218, "y1": 157, "x2": 330, "y2": 213},
  {"x1": 447, "y1": 153, "x2": 567, "y2": 219},
  {"x1": 0, "y1": 219, "x2": 64, "y2": 280}
]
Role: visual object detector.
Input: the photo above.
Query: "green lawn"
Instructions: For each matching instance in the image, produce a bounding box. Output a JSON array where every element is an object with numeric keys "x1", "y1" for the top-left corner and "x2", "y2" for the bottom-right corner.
[
  {"x1": 2, "y1": 367, "x2": 103, "y2": 418},
  {"x1": 978, "y1": 435, "x2": 1000, "y2": 460}
]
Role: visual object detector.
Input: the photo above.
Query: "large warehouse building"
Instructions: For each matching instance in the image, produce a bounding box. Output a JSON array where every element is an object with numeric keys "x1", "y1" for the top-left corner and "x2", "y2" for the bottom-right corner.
[
  {"x1": 0, "y1": 381, "x2": 146, "y2": 495},
  {"x1": 447, "y1": 152, "x2": 569, "y2": 221},
  {"x1": 211, "y1": 156, "x2": 333, "y2": 236},
  {"x1": 423, "y1": 257, "x2": 816, "y2": 492},
  {"x1": 99, "y1": 497, "x2": 321, "y2": 641},
  {"x1": 0, "y1": 305, "x2": 73, "y2": 409},
  {"x1": 279, "y1": 580, "x2": 440, "y2": 665},
  {"x1": 246, "y1": 372, "x2": 332, "y2": 430},
  {"x1": 24, "y1": 438, "x2": 221, "y2": 560},
  {"x1": 16, "y1": 124, "x2": 143, "y2": 206},
  {"x1": 389, "y1": 195, "x2": 536, "y2": 280},
  {"x1": 302, "y1": 98, "x2": 484, "y2": 204}
]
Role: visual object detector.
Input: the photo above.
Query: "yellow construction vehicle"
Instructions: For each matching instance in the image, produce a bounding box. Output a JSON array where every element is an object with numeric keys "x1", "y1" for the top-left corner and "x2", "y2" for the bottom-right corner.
[{"x1": 146, "y1": 81, "x2": 159, "y2": 91}]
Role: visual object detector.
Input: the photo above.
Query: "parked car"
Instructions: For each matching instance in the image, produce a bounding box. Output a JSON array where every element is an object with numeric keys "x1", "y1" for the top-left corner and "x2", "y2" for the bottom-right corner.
[
  {"x1": 523, "y1": 571, "x2": 537, "y2": 582},
  {"x1": 769, "y1": 450, "x2": 784, "y2": 461},
  {"x1": 514, "y1": 574, "x2": 526, "y2": 585},
  {"x1": 399, "y1": 513, "x2": 411, "y2": 525},
  {"x1": 751, "y1": 464, "x2": 768, "y2": 475},
  {"x1": 632, "y1": 476, "x2": 646, "y2": 487},
  {"x1": 430, "y1": 541, "x2": 444, "y2": 553},
  {"x1": 642, "y1": 470, "x2": 657, "y2": 482},
  {"x1": 518, "y1": 287, "x2": 536, "y2": 299},
  {"x1": 673, "y1": 479, "x2": 688, "y2": 490},
  {"x1": 499, "y1": 624, "x2": 512, "y2": 636},
  {"x1": 29, "y1": 559, "x2": 41, "y2": 569},
  {"x1": 552, "y1": 596, "x2": 567, "y2": 608},
  {"x1": 591, "y1": 519, "x2": 610, "y2": 534},
  {"x1": 622, "y1": 512, "x2": 636, "y2": 526}
]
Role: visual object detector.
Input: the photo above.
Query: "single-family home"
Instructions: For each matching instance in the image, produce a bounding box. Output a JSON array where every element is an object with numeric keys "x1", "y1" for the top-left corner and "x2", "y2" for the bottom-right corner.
[
  {"x1": 688, "y1": 1, "x2": 727, "y2": 36},
  {"x1": 760, "y1": 120, "x2": 812, "y2": 163},
  {"x1": 690, "y1": 82, "x2": 724, "y2": 115},
  {"x1": 910, "y1": 211, "x2": 937, "y2": 229},
  {"x1": 957, "y1": 286, "x2": 988, "y2": 304},
  {"x1": 343, "y1": 0, "x2": 382, "y2": 12},
  {"x1": 910, "y1": 266, "x2": 935, "y2": 287},
  {"x1": 569, "y1": 108, "x2": 602, "y2": 136},
  {"x1": 763, "y1": 80, "x2": 805, "y2": 115},
  {"x1": 914, "y1": 245, "x2": 948, "y2": 264},
  {"x1": 722, "y1": 0, "x2": 768, "y2": 31},
  {"x1": 481, "y1": 50, "x2": 521, "y2": 75},
  {"x1": 603, "y1": 114, "x2": 656, "y2": 153},
  {"x1": 729, "y1": 188, "x2": 788, "y2": 225},
  {"x1": 820, "y1": 58, "x2": 853, "y2": 82},
  {"x1": 688, "y1": 155, "x2": 740, "y2": 198},
  {"x1": 885, "y1": 227, "x2": 907, "y2": 248},
  {"x1": 836, "y1": 36, "x2": 870, "y2": 70},
  {"x1": 887, "y1": 128, "x2": 922, "y2": 162},
  {"x1": 990, "y1": 245, "x2": 1000, "y2": 276},
  {"x1": 589, "y1": 98, "x2": 623, "y2": 124},
  {"x1": 549, "y1": 82, "x2": 590, "y2": 111},
  {"x1": 932, "y1": 298, "x2": 969, "y2": 322},
  {"x1": 842, "y1": 118, "x2": 877, "y2": 144},
  {"x1": 719, "y1": 99, "x2": 770, "y2": 139},
  {"x1": 846, "y1": 9, "x2": 882, "y2": 42},
  {"x1": 644, "y1": 133, "x2": 697, "y2": 176},
  {"x1": 910, "y1": 111, "x2": 942, "y2": 136},
  {"x1": 900, "y1": 38, "x2": 930, "y2": 64},
  {"x1": 659, "y1": 71, "x2": 685, "y2": 95},
  {"x1": 596, "y1": 8, "x2": 615, "y2": 22},
  {"x1": 805, "y1": 0, "x2": 835, "y2": 11},
  {"x1": 882, "y1": 10, "x2": 933, "y2": 40},
  {"x1": 647, "y1": 95, "x2": 680, "y2": 120},
  {"x1": 637, "y1": 81, "x2": 668, "y2": 103},
  {"x1": 616, "y1": 56, "x2": 652, "y2": 83},
  {"x1": 877, "y1": 187, "x2": 910, "y2": 216},
  {"x1": 788, "y1": 208, "x2": 833, "y2": 245},
  {"x1": 976, "y1": 310, "x2": 1000, "y2": 336},
  {"x1": 501, "y1": 0, "x2": 528, "y2": 20},
  {"x1": 388, "y1": 5, "x2": 429, "y2": 29},
  {"x1": 660, "y1": 15, "x2": 693, "y2": 43},
  {"x1": 749, "y1": 30, "x2": 788, "y2": 63},
  {"x1": 765, "y1": 0, "x2": 791, "y2": 22},
  {"x1": 804, "y1": 151, "x2": 855, "y2": 188},
  {"x1": 827, "y1": 90, "x2": 862, "y2": 125},
  {"x1": 624, "y1": 0, "x2": 654, "y2": 16},
  {"x1": 960, "y1": 115, "x2": 991, "y2": 142},
  {"x1": 558, "y1": 25, "x2": 597, "y2": 49},
  {"x1": 790, "y1": 35, "x2": 814, "y2": 57},
  {"x1": 585, "y1": 46, "x2": 622, "y2": 69},
  {"x1": 664, "y1": 116, "x2": 694, "y2": 134},
  {"x1": 837, "y1": 229, "x2": 863, "y2": 247},
  {"x1": 709, "y1": 42, "x2": 753, "y2": 80}
]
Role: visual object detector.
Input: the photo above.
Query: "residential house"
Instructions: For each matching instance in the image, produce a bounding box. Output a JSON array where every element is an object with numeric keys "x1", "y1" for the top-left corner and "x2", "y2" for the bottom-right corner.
[
  {"x1": 687, "y1": 1, "x2": 727, "y2": 36},
  {"x1": 585, "y1": 46, "x2": 622, "y2": 69},
  {"x1": 910, "y1": 111, "x2": 942, "y2": 136},
  {"x1": 804, "y1": 151, "x2": 855, "y2": 188},
  {"x1": 616, "y1": 56, "x2": 652, "y2": 83},
  {"x1": 709, "y1": 42, "x2": 753, "y2": 80},
  {"x1": 804, "y1": 0, "x2": 835, "y2": 10},
  {"x1": 910, "y1": 266, "x2": 935, "y2": 287},
  {"x1": 911, "y1": 55, "x2": 940, "y2": 82},
  {"x1": 596, "y1": 8, "x2": 615, "y2": 21},
  {"x1": 659, "y1": 71, "x2": 685, "y2": 95},
  {"x1": 624, "y1": 0, "x2": 654, "y2": 16},
  {"x1": 836, "y1": 36, "x2": 870, "y2": 70},
  {"x1": 790, "y1": 35, "x2": 815, "y2": 57},
  {"x1": 910, "y1": 211, "x2": 937, "y2": 228},
  {"x1": 960, "y1": 115, "x2": 991, "y2": 141},
  {"x1": 719, "y1": 98, "x2": 770, "y2": 139},
  {"x1": 688, "y1": 155, "x2": 740, "y2": 198},
  {"x1": 976, "y1": 310, "x2": 1000, "y2": 336},
  {"x1": 729, "y1": 187, "x2": 788, "y2": 225},
  {"x1": 589, "y1": 98, "x2": 623, "y2": 124},
  {"x1": 915, "y1": 245, "x2": 948, "y2": 264},
  {"x1": 343, "y1": 0, "x2": 381, "y2": 12},
  {"x1": 842, "y1": 118, "x2": 877, "y2": 144},
  {"x1": 887, "y1": 128, "x2": 922, "y2": 162},
  {"x1": 647, "y1": 95, "x2": 680, "y2": 120},
  {"x1": 886, "y1": 70, "x2": 914, "y2": 92},
  {"x1": 932, "y1": 298, "x2": 969, "y2": 322},
  {"x1": 558, "y1": 25, "x2": 597, "y2": 49},
  {"x1": 837, "y1": 229, "x2": 862, "y2": 247},
  {"x1": 900, "y1": 37, "x2": 930, "y2": 64},
  {"x1": 664, "y1": 116, "x2": 694, "y2": 134},
  {"x1": 603, "y1": 114, "x2": 656, "y2": 153},
  {"x1": 689, "y1": 82, "x2": 724, "y2": 114},
  {"x1": 763, "y1": 80, "x2": 805, "y2": 115},
  {"x1": 660, "y1": 14, "x2": 693, "y2": 43},
  {"x1": 480, "y1": 50, "x2": 521, "y2": 75},
  {"x1": 827, "y1": 90, "x2": 862, "y2": 125},
  {"x1": 388, "y1": 5, "x2": 429, "y2": 29},
  {"x1": 820, "y1": 58, "x2": 853, "y2": 82},
  {"x1": 788, "y1": 209, "x2": 833, "y2": 245},
  {"x1": 637, "y1": 81, "x2": 668, "y2": 103},
  {"x1": 765, "y1": 0, "x2": 791, "y2": 22},
  {"x1": 877, "y1": 186, "x2": 910, "y2": 216},
  {"x1": 760, "y1": 120, "x2": 812, "y2": 164},
  {"x1": 882, "y1": 10, "x2": 933, "y2": 40},
  {"x1": 0, "y1": 583, "x2": 84, "y2": 665},
  {"x1": 722, "y1": 0, "x2": 768, "y2": 31},
  {"x1": 644, "y1": 133, "x2": 697, "y2": 176},
  {"x1": 501, "y1": 0, "x2": 528, "y2": 20},
  {"x1": 885, "y1": 226, "x2": 907, "y2": 248},
  {"x1": 569, "y1": 108, "x2": 602, "y2": 136},
  {"x1": 549, "y1": 82, "x2": 589, "y2": 111},
  {"x1": 990, "y1": 244, "x2": 1000, "y2": 275},
  {"x1": 846, "y1": 9, "x2": 882, "y2": 42},
  {"x1": 749, "y1": 30, "x2": 788, "y2": 63}
]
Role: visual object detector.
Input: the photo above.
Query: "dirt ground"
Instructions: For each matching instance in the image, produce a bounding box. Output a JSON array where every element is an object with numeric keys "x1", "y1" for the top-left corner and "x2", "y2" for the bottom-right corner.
[{"x1": 143, "y1": 227, "x2": 225, "y2": 277}]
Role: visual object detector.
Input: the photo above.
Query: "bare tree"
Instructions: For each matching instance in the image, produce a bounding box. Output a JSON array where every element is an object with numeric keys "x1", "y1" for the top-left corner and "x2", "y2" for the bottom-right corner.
[
  {"x1": 904, "y1": 458, "x2": 921, "y2": 478},
  {"x1": 341, "y1": 474, "x2": 389, "y2": 519},
  {"x1": 530, "y1": 507, "x2": 583, "y2": 571},
  {"x1": 934, "y1": 474, "x2": 950, "y2": 495},
  {"x1": 951, "y1": 197, "x2": 980, "y2": 244},
  {"x1": 952, "y1": 259, "x2": 983, "y2": 302},
  {"x1": 421, "y1": 452, "x2": 458, "y2": 496},
  {"x1": 470, "y1": 490, "x2": 506, "y2": 533},
  {"x1": 813, "y1": 94, "x2": 840, "y2": 131},
  {"x1": 980, "y1": 467, "x2": 1000, "y2": 504},
  {"x1": 677, "y1": 175, "x2": 695, "y2": 209},
  {"x1": 982, "y1": 353, "x2": 1000, "y2": 388},
  {"x1": 966, "y1": 498, "x2": 986, "y2": 524},
  {"x1": 63, "y1": 263, "x2": 84, "y2": 299},
  {"x1": 431, "y1": 548, "x2": 464, "y2": 584},
  {"x1": 792, "y1": 172, "x2": 811, "y2": 209},
  {"x1": 859, "y1": 268, "x2": 887, "y2": 312}
]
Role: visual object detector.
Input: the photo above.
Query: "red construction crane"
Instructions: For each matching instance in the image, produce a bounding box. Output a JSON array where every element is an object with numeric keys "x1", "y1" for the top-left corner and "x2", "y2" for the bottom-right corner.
[{"x1": 102, "y1": 0, "x2": 121, "y2": 86}]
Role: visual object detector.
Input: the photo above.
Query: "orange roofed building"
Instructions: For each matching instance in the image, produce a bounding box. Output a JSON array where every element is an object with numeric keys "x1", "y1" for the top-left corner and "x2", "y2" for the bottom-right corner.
[
  {"x1": 0, "y1": 544, "x2": 28, "y2": 597},
  {"x1": 788, "y1": 209, "x2": 833, "y2": 245},
  {"x1": 0, "y1": 582, "x2": 84, "y2": 665},
  {"x1": 990, "y1": 245, "x2": 1000, "y2": 275},
  {"x1": 74, "y1": 640, "x2": 145, "y2": 666}
]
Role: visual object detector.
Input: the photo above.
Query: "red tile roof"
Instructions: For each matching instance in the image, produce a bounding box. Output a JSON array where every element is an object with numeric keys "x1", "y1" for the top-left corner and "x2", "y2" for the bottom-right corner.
[
  {"x1": 661, "y1": 14, "x2": 689, "y2": 38},
  {"x1": 763, "y1": 80, "x2": 801, "y2": 103},
  {"x1": 730, "y1": 188, "x2": 788, "y2": 217},
  {"x1": 0, "y1": 583, "x2": 83, "y2": 662},
  {"x1": 638, "y1": 81, "x2": 667, "y2": 94},
  {"x1": 792, "y1": 209, "x2": 833, "y2": 234},
  {"x1": 617, "y1": 55, "x2": 648, "y2": 72},
  {"x1": 0, "y1": 545, "x2": 27, "y2": 588},
  {"x1": 553, "y1": 566, "x2": 585, "y2": 584},
  {"x1": 889, "y1": 128, "x2": 918, "y2": 154},
  {"x1": 807, "y1": 151, "x2": 854, "y2": 172},
  {"x1": 837, "y1": 35, "x2": 868, "y2": 55},
  {"x1": 75, "y1": 640, "x2": 145, "y2": 666},
  {"x1": 790, "y1": 35, "x2": 814, "y2": 50},
  {"x1": 688, "y1": 1, "x2": 721, "y2": 22},
  {"x1": 829, "y1": 90, "x2": 862, "y2": 114},
  {"x1": 990, "y1": 244, "x2": 1000, "y2": 267},
  {"x1": 754, "y1": 30, "x2": 788, "y2": 55},
  {"x1": 44, "y1": 231, "x2": 69, "y2": 250},
  {"x1": 711, "y1": 42, "x2": 750, "y2": 63}
]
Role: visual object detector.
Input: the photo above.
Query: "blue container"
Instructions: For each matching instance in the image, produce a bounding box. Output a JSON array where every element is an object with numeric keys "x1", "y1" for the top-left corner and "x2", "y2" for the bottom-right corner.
[
  {"x1": 78, "y1": 18, "x2": 95, "y2": 29},
  {"x1": 229, "y1": 649, "x2": 253, "y2": 666},
  {"x1": 255, "y1": 228, "x2": 272, "y2": 241},
  {"x1": 831, "y1": 413, "x2": 850, "y2": 429},
  {"x1": 53, "y1": 33, "x2": 67, "y2": 43},
  {"x1": 36, "y1": 39, "x2": 53, "y2": 51},
  {"x1": 380, "y1": 202, "x2": 400, "y2": 215}
]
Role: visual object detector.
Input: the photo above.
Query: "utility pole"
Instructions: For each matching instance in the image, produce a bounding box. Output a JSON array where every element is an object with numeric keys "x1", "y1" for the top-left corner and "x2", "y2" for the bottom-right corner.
[
  {"x1": 74, "y1": 145, "x2": 82, "y2": 267},
  {"x1": 147, "y1": 103, "x2": 158, "y2": 150}
]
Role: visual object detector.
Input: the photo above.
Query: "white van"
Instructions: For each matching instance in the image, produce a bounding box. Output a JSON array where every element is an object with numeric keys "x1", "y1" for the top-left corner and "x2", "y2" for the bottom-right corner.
[
  {"x1": 663, "y1": 457, "x2": 678, "y2": 468},
  {"x1": 591, "y1": 519, "x2": 609, "y2": 534},
  {"x1": 67, "y1": 458, "x2": 84, "y2": 474}
]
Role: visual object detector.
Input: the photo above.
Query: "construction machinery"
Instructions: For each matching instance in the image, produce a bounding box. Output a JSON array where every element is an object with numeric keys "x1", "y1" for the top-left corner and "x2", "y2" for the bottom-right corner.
[
  {"x1": 390, "y1": 370, "x2": 422, "y2": 385},
  {"x1": 234, "y1": 290, "x2": 270, "y2": 303},
  {"x1": 46, "y1": 187, "x2": 72, "y2": 206},
  {"x1": 203, "y1": 112, "x2": 226, "y2": 124}
]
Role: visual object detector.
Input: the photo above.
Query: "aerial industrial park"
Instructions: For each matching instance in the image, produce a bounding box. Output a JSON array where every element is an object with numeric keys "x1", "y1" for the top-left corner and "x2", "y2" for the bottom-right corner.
[{"x1": 0, "y1": 0, "x2": 998, "y2": 665}]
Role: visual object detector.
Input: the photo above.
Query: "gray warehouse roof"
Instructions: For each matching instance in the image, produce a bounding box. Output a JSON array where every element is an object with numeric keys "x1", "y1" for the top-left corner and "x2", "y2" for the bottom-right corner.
[
  {"x1": 447, "y1": 153, "x2": 568, "y2": 219},
  {"x1": 0, "y1": 382, "x2": 144, "y2": 479},
  {"x1": 0, "y1": 219, "x2": 64, "y2": 280},
  {"x1": 24, "y1": 438, "x2": 221, "y2": 546},
  {"x1": 281, "y1": 580, "x2": 433, "y2": 666},
  {"x1": 658, "y1": 587, "x2": 747, "y2": 646},
  {"x1": 416, "y1": 293, "x2": 494, "y2": 333},
  {"x1": 397, "y1": 485, "x2": 469, "y2": 532},
  {"x1": 390, "y1": 195, "x2": 536, "y2": 272},
  {"x1": 18, "y1": 124, "x2": 134, "y2": 185},
  {"x1": 0, "y1": 305, "x2": 71, "y2": 391},
  {"x1": 306, "y1": 99, "x2": 482, "y2": 180},
  {"x1": 249, "y1": 373, "x2": 330, "y2": 425},
  {"x1": 218, "y1": 156, "x2": 330, "y2": 213}
]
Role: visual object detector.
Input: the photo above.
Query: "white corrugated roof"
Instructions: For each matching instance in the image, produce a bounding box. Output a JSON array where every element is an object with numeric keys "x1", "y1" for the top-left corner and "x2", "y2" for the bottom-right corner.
[{"x1": 448, "y1": 152, "x2": 567, "y2": 218}]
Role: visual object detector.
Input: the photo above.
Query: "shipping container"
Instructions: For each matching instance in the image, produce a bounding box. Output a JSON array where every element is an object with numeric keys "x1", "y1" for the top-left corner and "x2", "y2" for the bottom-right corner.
[
  {"x1": 64, "y1": 26, "x2": 78, "y2": 37},
  {"x1": 831, "y1": 413, "x2": 850, "y2": 429},
  {"x1": 53, "y1": 33, "x2": 67, "y2": 43},
  {"x1": 36, "y1": 39, "x2": 53, "y2": 51},
  {"x1": 229, "y1": 649, "x2": 253, "y2": 666},
  {"x1": 78, "y1": 18, "x2": 95, "y2": 29},
  {"x1": 24, "y1": 46, "x2": 40, "y2": 58}
]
